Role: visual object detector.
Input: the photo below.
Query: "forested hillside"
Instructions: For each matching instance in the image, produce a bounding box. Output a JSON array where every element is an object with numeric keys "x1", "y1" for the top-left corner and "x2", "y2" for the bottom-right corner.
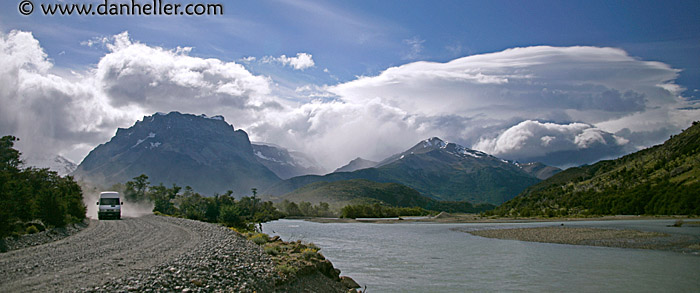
[{"x1": 493, "y1": 122, "x2": 700, "y2": 216}]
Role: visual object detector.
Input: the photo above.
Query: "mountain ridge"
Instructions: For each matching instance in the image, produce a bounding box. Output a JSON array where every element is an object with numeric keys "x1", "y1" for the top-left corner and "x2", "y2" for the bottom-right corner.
[
  {"x1": 334, "y1": 157, "x2": 378, "y2": 173},
  {"x1": 265, "y1": 137, "x2": 553, "y2": 205},
  {"x1": 73, "y1": 111, "x2": 281, "y2": 196}
]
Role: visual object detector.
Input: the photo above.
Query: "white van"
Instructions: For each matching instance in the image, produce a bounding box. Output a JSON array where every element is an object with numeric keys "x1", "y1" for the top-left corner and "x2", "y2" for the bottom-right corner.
[{"x1": 96, "y1": 191, "x2": 122, "y2": 220}]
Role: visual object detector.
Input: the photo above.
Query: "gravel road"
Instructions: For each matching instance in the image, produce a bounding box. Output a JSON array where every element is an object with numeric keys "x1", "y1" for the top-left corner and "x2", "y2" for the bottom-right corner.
[{"x1": 0, "y1": 215, "x2": 279, "y2": 292}]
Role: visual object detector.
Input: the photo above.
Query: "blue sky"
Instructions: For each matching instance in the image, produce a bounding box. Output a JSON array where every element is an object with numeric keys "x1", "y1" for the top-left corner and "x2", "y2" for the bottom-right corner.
[
  {"x1": 4, "y1": 0, "x2": 699, "y2": 91},
  {"x1": 1, "y1": 0, "x2": 699, "y2": 170}
]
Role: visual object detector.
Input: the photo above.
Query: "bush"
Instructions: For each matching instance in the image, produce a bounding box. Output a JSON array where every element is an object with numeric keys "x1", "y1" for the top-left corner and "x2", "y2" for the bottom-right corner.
[
  {"x1": 264, "y1": 245, "x2": 280, "y2": 256},
  {"x1": 672, "y1": 219, "x2": 684, "y2": 227},
  {"x1": 250, "y1": 233, "x2": 269, "y2": 245},
  {"x1": 301, "y1": 247, "x2": 318, "y2": 260},
  {"x1": 25, "y1": 225, "x2": 39, "y2": 234},
  {"x1": 276, "y1": 264, "x2": 297, "y2": 275}
]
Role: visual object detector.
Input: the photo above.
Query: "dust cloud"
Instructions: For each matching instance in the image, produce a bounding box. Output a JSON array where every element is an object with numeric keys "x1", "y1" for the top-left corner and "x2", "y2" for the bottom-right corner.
[{"x1": 81, "y1": 183, "x2": 154, "y2": 219}]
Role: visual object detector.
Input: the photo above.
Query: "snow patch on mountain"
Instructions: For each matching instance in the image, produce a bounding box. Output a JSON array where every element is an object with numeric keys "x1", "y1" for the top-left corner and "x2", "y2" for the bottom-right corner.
[
  {"x1": 22, "y1": 155, "x2": 77, "y2": 176},
  {"x1": 132, "y1": 132, "x2": 156, "y2": 148}
]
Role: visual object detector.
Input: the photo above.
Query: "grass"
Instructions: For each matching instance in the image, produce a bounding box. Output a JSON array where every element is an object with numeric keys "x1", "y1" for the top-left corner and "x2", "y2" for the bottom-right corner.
[{"x1": 242, "y1": 232, "x2": 339, "y2": 285}]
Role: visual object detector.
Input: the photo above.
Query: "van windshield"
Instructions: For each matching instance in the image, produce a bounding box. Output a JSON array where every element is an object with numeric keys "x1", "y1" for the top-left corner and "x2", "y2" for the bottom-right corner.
[{"x1": 99, "y1": 198, "x2": 120, "y2": 205}]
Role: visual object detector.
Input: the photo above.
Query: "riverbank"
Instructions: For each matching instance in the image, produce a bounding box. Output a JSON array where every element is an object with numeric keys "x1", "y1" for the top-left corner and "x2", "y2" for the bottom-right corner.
[
  {"x1": 462, "y1": 225, "x2": 700, "y2": 254},
  {"x1": 306, "y1": 213, "x2": 699, "y2": 224}
]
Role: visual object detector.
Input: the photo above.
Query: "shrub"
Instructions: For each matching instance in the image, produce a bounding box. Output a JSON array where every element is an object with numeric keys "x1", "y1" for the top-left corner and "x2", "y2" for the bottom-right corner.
[
  {"x1": 276, "y1": 264, "x2": 297, "y2": 275},
  {"x1": 672, "y1": 219, "x2": 684, "y2": 227},
  {"x1": 26, "y1": 225, "x2": 39, "y2": 234},
  {"x1": 264, "y1": 245, "x2": 280, "y2": 256},
  {"x1": 301, "y1": 247, "x2": 318, "y2": 260},
  {"x1": 250, "y1": 233, "x2": 269, "y2": 245}
]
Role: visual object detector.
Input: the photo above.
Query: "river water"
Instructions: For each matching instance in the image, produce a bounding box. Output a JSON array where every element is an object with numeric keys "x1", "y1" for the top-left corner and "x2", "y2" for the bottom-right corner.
[{"x1": 263, "y1": 219, "x2": 700, "y2": 292}]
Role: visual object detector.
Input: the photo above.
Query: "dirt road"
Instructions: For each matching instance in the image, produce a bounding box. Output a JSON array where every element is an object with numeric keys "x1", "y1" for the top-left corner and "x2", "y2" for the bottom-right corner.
[{"x1": 0, "y1": 215, "x2": 276, "y2": 292}]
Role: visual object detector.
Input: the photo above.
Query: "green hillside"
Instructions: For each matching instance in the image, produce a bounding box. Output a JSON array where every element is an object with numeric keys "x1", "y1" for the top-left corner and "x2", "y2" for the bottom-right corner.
[
  {"x1": 265, "y1": 138, "x2": 543, "y2": 205},
  {"x1": 493, "y1": 122, "x2": 700, "y2": 216},
  {"x1": 279, "y1": 179, "x2": 494, "y2": 213}
]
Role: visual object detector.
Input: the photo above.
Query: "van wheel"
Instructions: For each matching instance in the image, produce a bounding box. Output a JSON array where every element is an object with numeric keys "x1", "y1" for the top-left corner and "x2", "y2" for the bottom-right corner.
[
  {"x1": 117, "y1": 215, "x2": 121, "y2": 220},
  {"x1": 98, "y1": 215, "x2": 102, "y2": 220}
]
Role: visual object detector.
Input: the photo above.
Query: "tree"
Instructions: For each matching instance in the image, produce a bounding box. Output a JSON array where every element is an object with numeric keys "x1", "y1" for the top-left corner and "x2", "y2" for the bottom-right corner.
[
  {"x1": 0, "y1": 136, "x2": 21, "y2": 172},
  {"x1": 124, "y1": 174, "x2": 150, "y2": 202},
  {"x1": 219, "y1": 204, "x2": 244, "y2": 228}
]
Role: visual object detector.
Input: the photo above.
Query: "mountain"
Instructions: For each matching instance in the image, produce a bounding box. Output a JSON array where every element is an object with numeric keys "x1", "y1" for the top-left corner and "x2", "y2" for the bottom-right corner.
[
  {"x1": 334, "y1": 157, "x2": 378, "y2": 173},
  {"x1": 265, "y1": 137, "x2": 544, "y2": 205},
  {"x1": 517, "y1": 162, "x2": 561, "y2": 180},
  {"x1": 73, "y1": 112, "x2": 281, "y2": 196},
  {"x1": 494, "y1": 122, "x2": 700, "y2": 216},
  {"x1": 278, "y1": 179, "x2": 494, "y2": 213},
  {"x1": 22, "y1": 155, "x2": 77, "y2": 176},
  {"x1": 251, "y1": 143, "x2": 324, "y2": 179}
]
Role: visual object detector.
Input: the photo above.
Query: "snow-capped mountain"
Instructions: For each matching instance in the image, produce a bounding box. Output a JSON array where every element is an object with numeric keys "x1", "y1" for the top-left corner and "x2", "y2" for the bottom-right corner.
[
  {"x1": 377, "y1": 137, "x2": 495, "y2": 167},
  {"x1": 251, "y1": 143, "x2": 324, "y2": 179},
  {"x1": 266, "y1": 137, "x2": 551, "y2": 205},
  {"x1": 73, "y1": 111, "x2": 281, "y2": 195},
  {"x1": 22, "y1": 155, "x2": 77, "y2": 176}
]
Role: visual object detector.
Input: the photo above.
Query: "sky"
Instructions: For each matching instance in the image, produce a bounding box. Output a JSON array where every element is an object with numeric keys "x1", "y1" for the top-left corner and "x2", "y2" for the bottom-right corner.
[{"x1": 1, "y1": 0, "x2": 699, "y2": 171}]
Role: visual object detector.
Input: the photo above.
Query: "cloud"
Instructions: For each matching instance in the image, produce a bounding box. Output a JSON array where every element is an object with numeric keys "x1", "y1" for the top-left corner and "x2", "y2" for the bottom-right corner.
[
  {"x1": 473, "y1": 120, "x2": 630, "y2": 166},
  {"x1": 3, "y1": 31, "x2": 697, "y2": 171},
  {"x1": 329, "y1": 45, "x2": 698, "y2": 166},
  {"x1": 402, "y1": 36, "x2": 424, "y2": 60},
  {"x1": 97, "y1": 32, "x2": 275, "y2": 113},
  {"x1": 248, "y1": 98, "x2": 430, "y2": 169},
  {"x1": 261, "y1": 52, "x2": 315, "y2": 70},
  {"x1": 0, "y1": 30, "x2": 279, "y2": 164},
  {"x1": 0, "y1": 30, "x2": 137, "y2": 162}
]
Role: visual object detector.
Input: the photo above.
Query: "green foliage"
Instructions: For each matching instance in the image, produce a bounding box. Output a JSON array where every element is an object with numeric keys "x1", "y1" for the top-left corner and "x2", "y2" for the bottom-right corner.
[
  {"x1": 492, "y1": 122, "x2": 700, "y2": 217},
  {"x1": 124, "y1": 174, "x2": 149, "y2": 202},
  {"x1": 250, "y1": 233, "x2": 269, "y2": 245},
  {"x1": 0, "y1": 136, "x2": 21, "y2": 172},
  {"x1": 281, "y1": 179, "x2": 495, "y2": 216},
  {"x1": 121, "y1": 175, "x2": 281, "y2": 231},
  {"x1": 278, "y1": 200, "x2": 334, "y2": 217},
  {"x1": 219, "y1": 203, "x2": 245, "y2": 228},
  {"x1": 0, "y1": 136, "x2": 86, "y2": 238},
  {"x1": 301, "y1": 247, "x2": 319, "y2": 260},
  {"x1": 25, "y1": 225, "x2": 39, "y2": 234},
  {"x1": 276, "y1": 264, "x2": 298, "y2": 275},
  {"x1": 264, "y1": 244, "x2": 280, "y2": 256},
  {"x1": 340, "y1": 203, "x2": 430, "y2": 219}
]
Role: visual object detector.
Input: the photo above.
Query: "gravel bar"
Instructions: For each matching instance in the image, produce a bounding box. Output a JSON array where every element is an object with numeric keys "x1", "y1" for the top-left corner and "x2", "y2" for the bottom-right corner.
[{"x1": 464, "y1": 226, "x2": 700, "y2": 254}]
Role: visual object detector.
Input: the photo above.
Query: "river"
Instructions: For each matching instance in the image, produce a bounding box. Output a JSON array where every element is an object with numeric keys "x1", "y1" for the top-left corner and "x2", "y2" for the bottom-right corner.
[{"x1": 263, "y1": 219, "x2": 700, "y2": 292}]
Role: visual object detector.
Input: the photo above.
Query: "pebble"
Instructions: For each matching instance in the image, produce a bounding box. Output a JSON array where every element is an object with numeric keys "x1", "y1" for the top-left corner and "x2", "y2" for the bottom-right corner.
[{"x1": 80, "y1": 216, "x2": 278, "y2": 292}]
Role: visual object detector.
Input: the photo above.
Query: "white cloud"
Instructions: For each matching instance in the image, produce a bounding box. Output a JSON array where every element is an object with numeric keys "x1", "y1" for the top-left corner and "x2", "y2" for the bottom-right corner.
[
  {"x1": 402, "y1": 36, "x2": 424, "y2": 60},
  {"x1": 0, "y1": 30, "x2": 279, "y2": 164},
  {"x1": 2, "y1": 31, "x2": 697, "y2": 171},
  {"x1": 328, "y1": 45, "x2": 699, "y2": 166},
  {"x1": 97, "y1": 32, "x2": 275, "y2": 113},
  {"x1": 261, "y1": 52, "x2": 315, "y2": 70},
  {"x1": 0, "y1": 30, "x2": 138, "y2": 162},
  {"x1": 473, "y1": 120, "x2": 629, "y2": 166},
  {"x1": 239, "y1": 56, "x2": 256, "y2": 63},
  {"x1": 248, "y1": 98, "x2": 429, "y2": 169}
]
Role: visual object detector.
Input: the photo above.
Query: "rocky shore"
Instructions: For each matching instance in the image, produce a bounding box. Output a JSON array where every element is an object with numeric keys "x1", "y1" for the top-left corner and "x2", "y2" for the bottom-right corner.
[{"x1": 463, "y1": 226, "x2": 700, "y2": 254}]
